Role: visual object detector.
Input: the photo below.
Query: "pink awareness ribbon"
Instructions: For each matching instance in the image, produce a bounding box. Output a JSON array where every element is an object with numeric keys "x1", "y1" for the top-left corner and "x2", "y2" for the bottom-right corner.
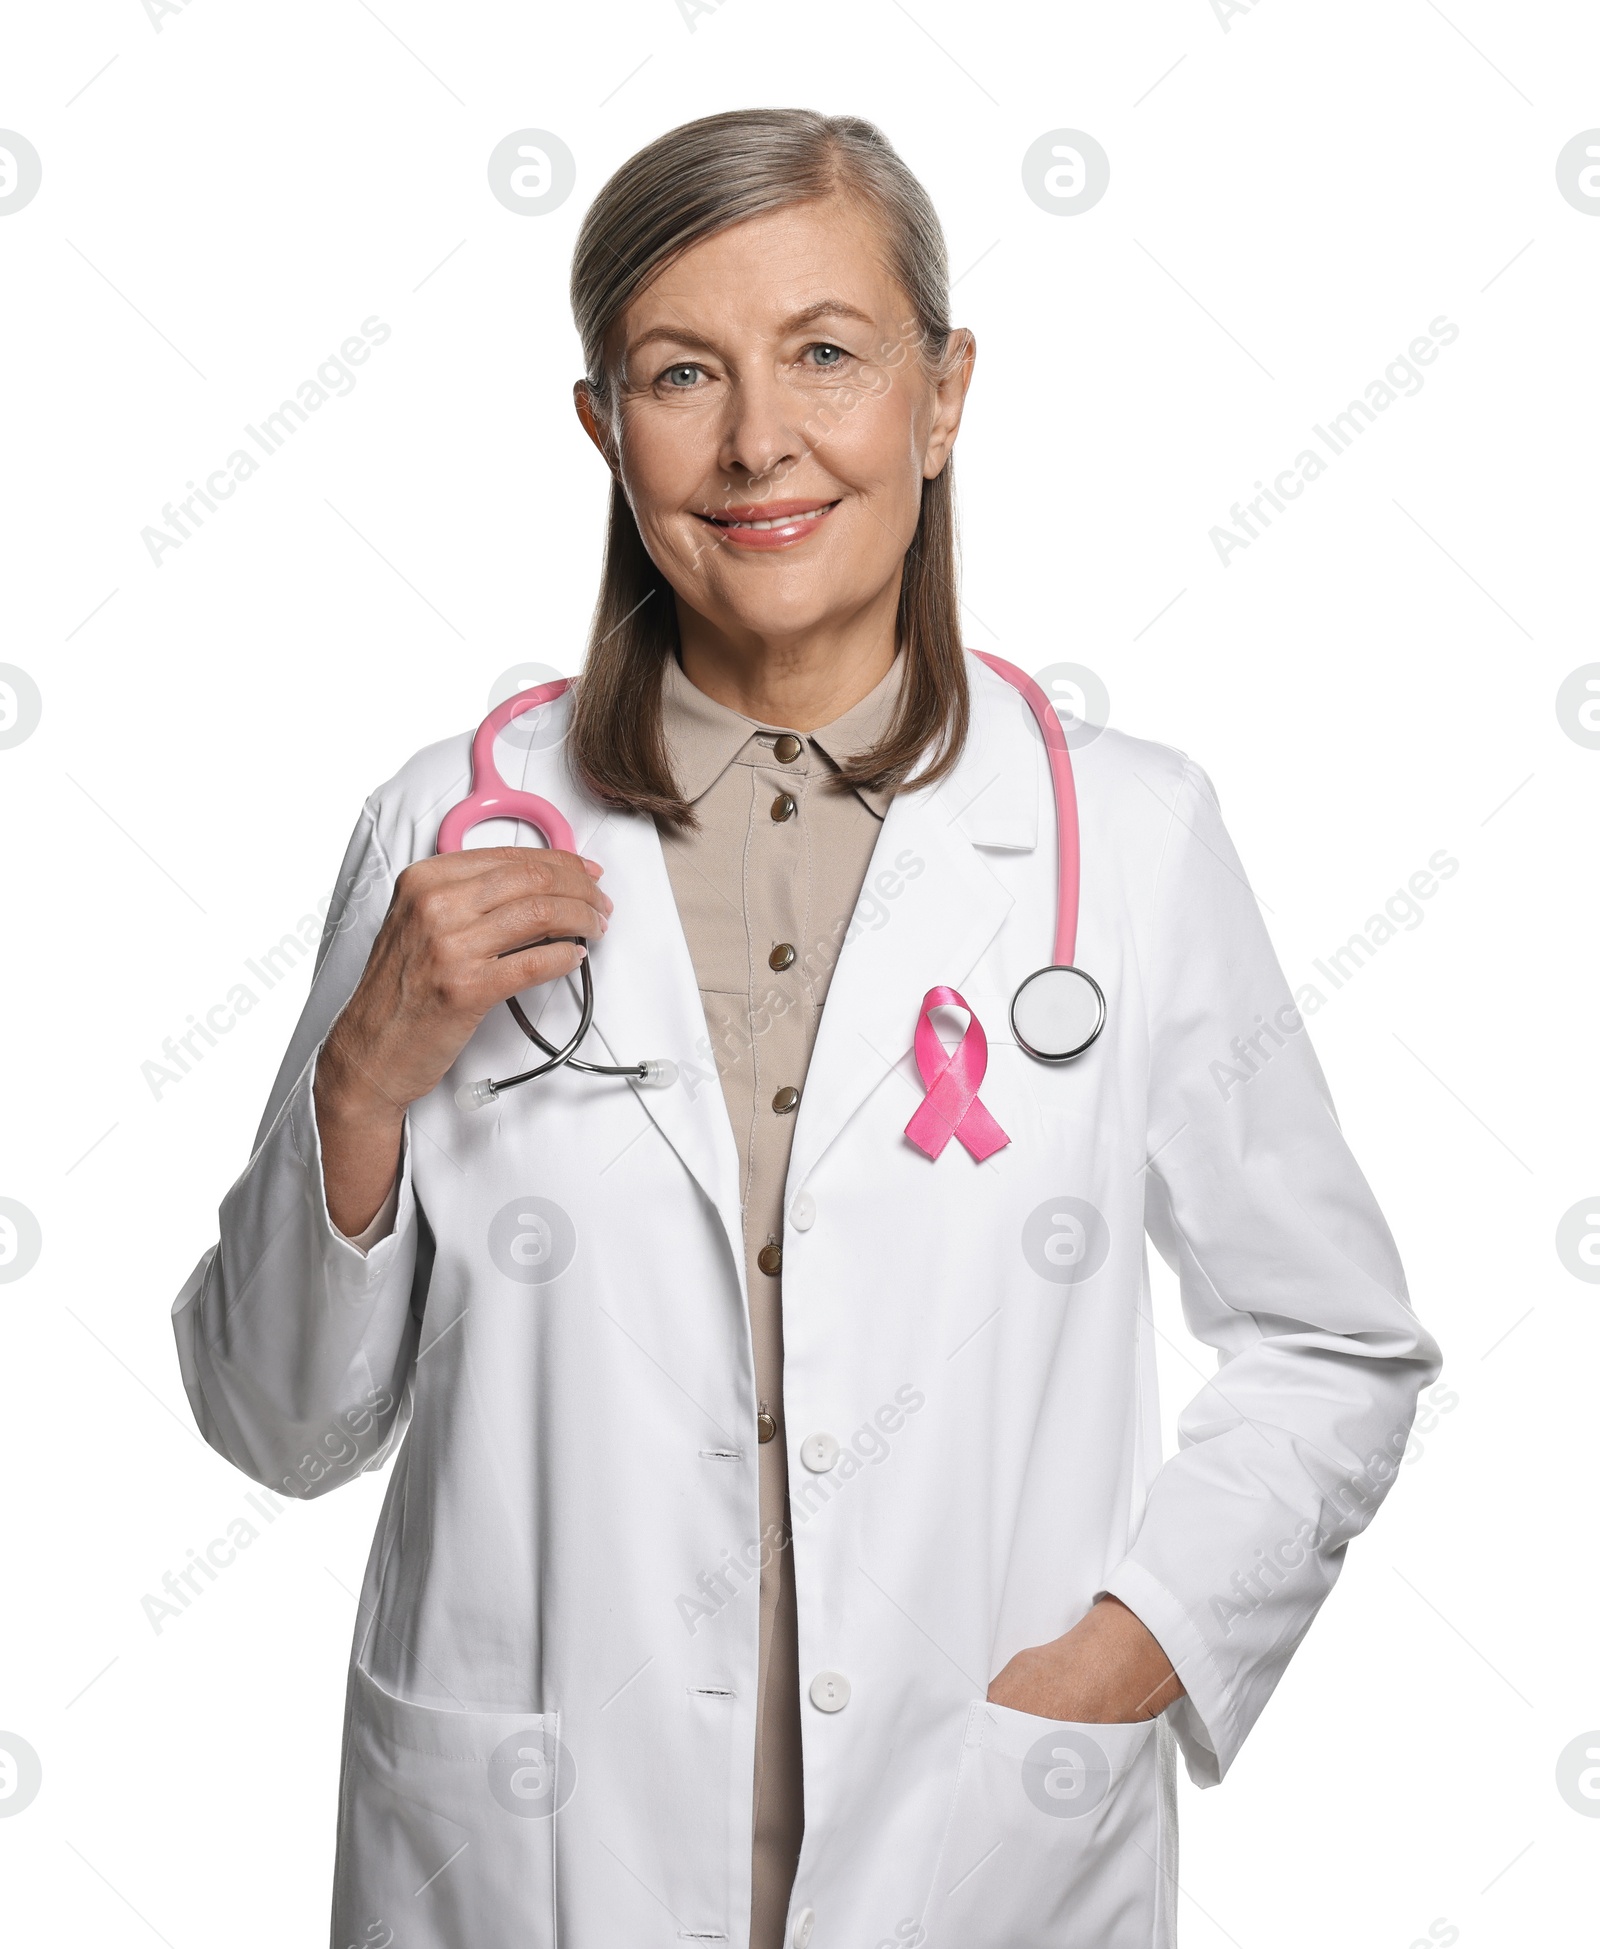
[{"x1": 903, "y1": 986, "x2": 1011, "y2": 1162}]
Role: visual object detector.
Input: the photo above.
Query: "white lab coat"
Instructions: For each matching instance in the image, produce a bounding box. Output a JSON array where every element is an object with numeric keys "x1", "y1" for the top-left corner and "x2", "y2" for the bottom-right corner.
[{"x1": 173, "y1": 656, "x2": 1439, "y2": 1949}]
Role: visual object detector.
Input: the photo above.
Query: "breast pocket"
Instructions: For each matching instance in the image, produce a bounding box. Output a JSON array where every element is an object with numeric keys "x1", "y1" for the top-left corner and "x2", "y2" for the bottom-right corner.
[
  {"x1": 333, "y1": 1661, "x2": 569, "y2": 1949},
  {"x1": 919, "y1": 1700, "x2": 1169, "y2": 1949}
]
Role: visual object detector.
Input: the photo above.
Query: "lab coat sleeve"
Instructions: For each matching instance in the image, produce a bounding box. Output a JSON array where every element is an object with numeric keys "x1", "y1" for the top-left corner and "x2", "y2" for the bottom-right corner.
[
  {"x1": 1101, "y1": 757, "x2": 1441, "y2": 1786},
  {"x1": 170, "y1": 800, "x2": 424, "y2": 1500}
]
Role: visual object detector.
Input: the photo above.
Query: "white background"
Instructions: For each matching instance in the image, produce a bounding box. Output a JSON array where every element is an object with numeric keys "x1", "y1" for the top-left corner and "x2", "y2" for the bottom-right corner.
[{"x1": 2, "y1": 2, "x2": 1596, "y2": 1944}]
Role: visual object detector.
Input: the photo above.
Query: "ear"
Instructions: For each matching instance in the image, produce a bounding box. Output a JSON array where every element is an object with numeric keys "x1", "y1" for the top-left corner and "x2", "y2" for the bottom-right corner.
[
  {"x1": 573, "y1": 380, "x2": 619, "y2": 474},
  {"x1": 921, "y1": 329, "x2": 976, "y2": 480}
]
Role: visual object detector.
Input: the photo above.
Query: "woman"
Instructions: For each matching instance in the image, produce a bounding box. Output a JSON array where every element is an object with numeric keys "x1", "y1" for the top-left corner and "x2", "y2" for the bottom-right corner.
[{"x1": 174, "y1": 110, "x2": 1440, "y2": 1949}]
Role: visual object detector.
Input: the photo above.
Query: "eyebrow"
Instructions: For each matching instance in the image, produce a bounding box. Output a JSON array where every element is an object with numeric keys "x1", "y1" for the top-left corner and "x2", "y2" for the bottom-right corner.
[{"x1": 624, "y1": 298, "x2": 879, "y2": 361}]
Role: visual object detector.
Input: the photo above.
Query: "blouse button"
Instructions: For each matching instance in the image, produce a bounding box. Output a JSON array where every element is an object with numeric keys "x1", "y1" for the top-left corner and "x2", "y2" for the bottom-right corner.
[
  {"x1": 772, "y1": 1086, "x2": 800, "y2": 1114},
  {"x1": 757, "y1": 1242, "x2": 783, "y2": 1276},
  {"x1": 769, "y1": 942, "x2": 796, "y2": 971},
  {"x1": 773, "y1": 733, "x2": 803, "y2": 763},
  {"x1": 771, "y1": 792, "x2": 797, "y2": 822}
]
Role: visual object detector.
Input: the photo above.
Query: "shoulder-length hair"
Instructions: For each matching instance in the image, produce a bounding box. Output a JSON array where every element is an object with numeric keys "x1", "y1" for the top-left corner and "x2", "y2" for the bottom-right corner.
[{"x1": 566, "y1": 108, "x2": 969, "y2": 828}]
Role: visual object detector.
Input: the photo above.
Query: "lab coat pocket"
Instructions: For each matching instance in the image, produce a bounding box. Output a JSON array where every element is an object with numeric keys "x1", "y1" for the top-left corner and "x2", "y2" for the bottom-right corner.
[
  {"x1": 333, "y1": 1661, "x2": 569, "y2": 1949},
  {"x1": 920, "y1": 1700, "x2": 1162, "y2": 1949}
]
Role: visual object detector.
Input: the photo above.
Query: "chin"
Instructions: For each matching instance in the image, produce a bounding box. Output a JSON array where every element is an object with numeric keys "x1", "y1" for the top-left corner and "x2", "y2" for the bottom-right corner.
[{"x1": 709, "y1": 587, "x2": 852, "y2": 643}]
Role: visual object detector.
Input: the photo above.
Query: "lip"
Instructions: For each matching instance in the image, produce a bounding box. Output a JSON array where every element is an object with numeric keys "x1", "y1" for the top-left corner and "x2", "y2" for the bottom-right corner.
[{"x1": 695, "y1": 498, "x2": 840, "y2": 550}]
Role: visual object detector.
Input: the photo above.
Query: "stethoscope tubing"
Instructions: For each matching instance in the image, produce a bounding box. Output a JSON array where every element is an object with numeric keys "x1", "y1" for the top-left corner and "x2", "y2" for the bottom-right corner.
[
  {"x1": 435, "y1": 678, "x2": 603, "y2": 1100},
  {"x1": 970, "y1": 649, "x2": 1080, "y2": 968},
  {"x1": 499, "y1": 945, "x2": 651, "y2": 1083},
  {"x1": 440, "y1": 655, "x2": 1101, "y2": 1100}
]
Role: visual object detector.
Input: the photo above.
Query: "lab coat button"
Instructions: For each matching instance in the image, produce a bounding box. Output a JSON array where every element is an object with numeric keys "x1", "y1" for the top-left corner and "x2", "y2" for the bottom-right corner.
[
  {"x1": 769, "y1": 942, "x2": 796, "y2": 971},
  {"x1": 809, "y1": 1671, "x2": 850, "y2": 1712},
  {"x1": 758, "y1": 1242, "x2": 783, "y2": 1276},
  {"x1": 792, "y1": 1908, "x2": 815, "y2": 1948},
  {"x1": 789, "y1": 1191, "x2": 815, "y2": 1231},
  {"x1": 771, "y1": 792, "x2": 797, "y2": 822},
  {"x1": 773, "y1": 733, "x2": 803, "y2": 763},
  {"x1": 799, "y1": 1432, "x2": 839, "y2": 1472},
  {"x1": 772, "y1": 1086, "x2": 800, "y2": 1114}
]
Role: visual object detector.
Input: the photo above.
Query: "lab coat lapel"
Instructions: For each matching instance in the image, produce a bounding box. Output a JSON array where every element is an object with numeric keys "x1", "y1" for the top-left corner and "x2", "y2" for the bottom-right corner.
[
  {"x1": 564, "y1": 800, "x2": 749, "y2": 1278},
  {"x1": 787, "y1": 678, "x2": 1040, "y2": 1193}
]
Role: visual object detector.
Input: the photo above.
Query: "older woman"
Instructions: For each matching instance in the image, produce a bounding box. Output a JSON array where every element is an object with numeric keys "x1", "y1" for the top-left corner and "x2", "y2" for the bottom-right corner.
[{"x1": 174, "y1": 109, "x2": 1439, "y2": 1949}]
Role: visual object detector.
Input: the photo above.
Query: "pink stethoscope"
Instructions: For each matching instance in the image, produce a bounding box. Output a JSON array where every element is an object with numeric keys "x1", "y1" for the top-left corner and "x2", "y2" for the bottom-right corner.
[{"x1": 439, "y1": 654, "x2": 1105, "y2": 1155}]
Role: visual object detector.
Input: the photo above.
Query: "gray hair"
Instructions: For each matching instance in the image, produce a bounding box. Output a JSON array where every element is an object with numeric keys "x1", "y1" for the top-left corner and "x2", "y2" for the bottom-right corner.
[{"x1": 570, "y1": 107, "x2": 952, "y2": 418}]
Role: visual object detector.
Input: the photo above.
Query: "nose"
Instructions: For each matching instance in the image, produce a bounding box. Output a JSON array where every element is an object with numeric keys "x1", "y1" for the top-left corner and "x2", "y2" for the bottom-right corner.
[{"x1": 715, "y1": 365, "x2": 804, "y2": 493}]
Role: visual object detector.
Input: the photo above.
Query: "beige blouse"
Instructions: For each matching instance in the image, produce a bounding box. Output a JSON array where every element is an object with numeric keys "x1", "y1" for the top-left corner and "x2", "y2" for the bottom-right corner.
[
  {"x1": 653, "y1": 650, "x2": 902, "y2": 1949},
  {"x1": 341, "y1": 650, "x2": 903, "y2": 1949}
]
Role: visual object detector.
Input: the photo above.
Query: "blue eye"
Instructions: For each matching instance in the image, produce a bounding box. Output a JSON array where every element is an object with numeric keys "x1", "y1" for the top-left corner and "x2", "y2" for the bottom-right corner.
[
  {"x1": 664, "y1": 364, "x2": 700, "y2": 387},
  {"x1": 810, "y1": 344, "x2": 845, "y2": 366}
]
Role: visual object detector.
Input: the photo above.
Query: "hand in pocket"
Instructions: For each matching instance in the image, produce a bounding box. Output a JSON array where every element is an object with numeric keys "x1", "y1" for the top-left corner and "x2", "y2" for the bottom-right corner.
[{"x1": 986, "y1": 1595, "x2": 1184, "y2": 1724}]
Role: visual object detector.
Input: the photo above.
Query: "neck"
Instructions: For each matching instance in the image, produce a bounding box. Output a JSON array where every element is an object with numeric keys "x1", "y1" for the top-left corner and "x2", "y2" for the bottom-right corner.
[{"x1": 674, "y1": 582, "x2": 900, "y2": 730}]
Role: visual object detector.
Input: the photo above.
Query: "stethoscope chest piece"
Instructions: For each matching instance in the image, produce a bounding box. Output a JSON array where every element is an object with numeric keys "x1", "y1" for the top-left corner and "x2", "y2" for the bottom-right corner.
[{"x1": 1010, "y1": 964, "x2": 1106, "y2": 1063}]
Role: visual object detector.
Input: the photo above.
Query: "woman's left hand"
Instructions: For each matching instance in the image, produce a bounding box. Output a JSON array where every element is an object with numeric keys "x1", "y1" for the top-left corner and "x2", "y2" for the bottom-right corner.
[{"x1": 986, "y1": 1595, "x2": 1184, "y2": 1724}]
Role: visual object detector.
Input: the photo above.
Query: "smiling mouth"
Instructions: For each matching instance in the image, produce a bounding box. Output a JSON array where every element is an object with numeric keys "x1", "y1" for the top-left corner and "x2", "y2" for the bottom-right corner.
[{"x1": 695, "y1": 499, "x2": 841, "y2": 547}]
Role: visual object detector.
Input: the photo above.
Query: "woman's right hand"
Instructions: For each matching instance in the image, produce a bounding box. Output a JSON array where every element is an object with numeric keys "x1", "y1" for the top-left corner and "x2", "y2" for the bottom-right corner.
[{"x1": 313, "y1": 847, "x2": 612, "y2": 1235}]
